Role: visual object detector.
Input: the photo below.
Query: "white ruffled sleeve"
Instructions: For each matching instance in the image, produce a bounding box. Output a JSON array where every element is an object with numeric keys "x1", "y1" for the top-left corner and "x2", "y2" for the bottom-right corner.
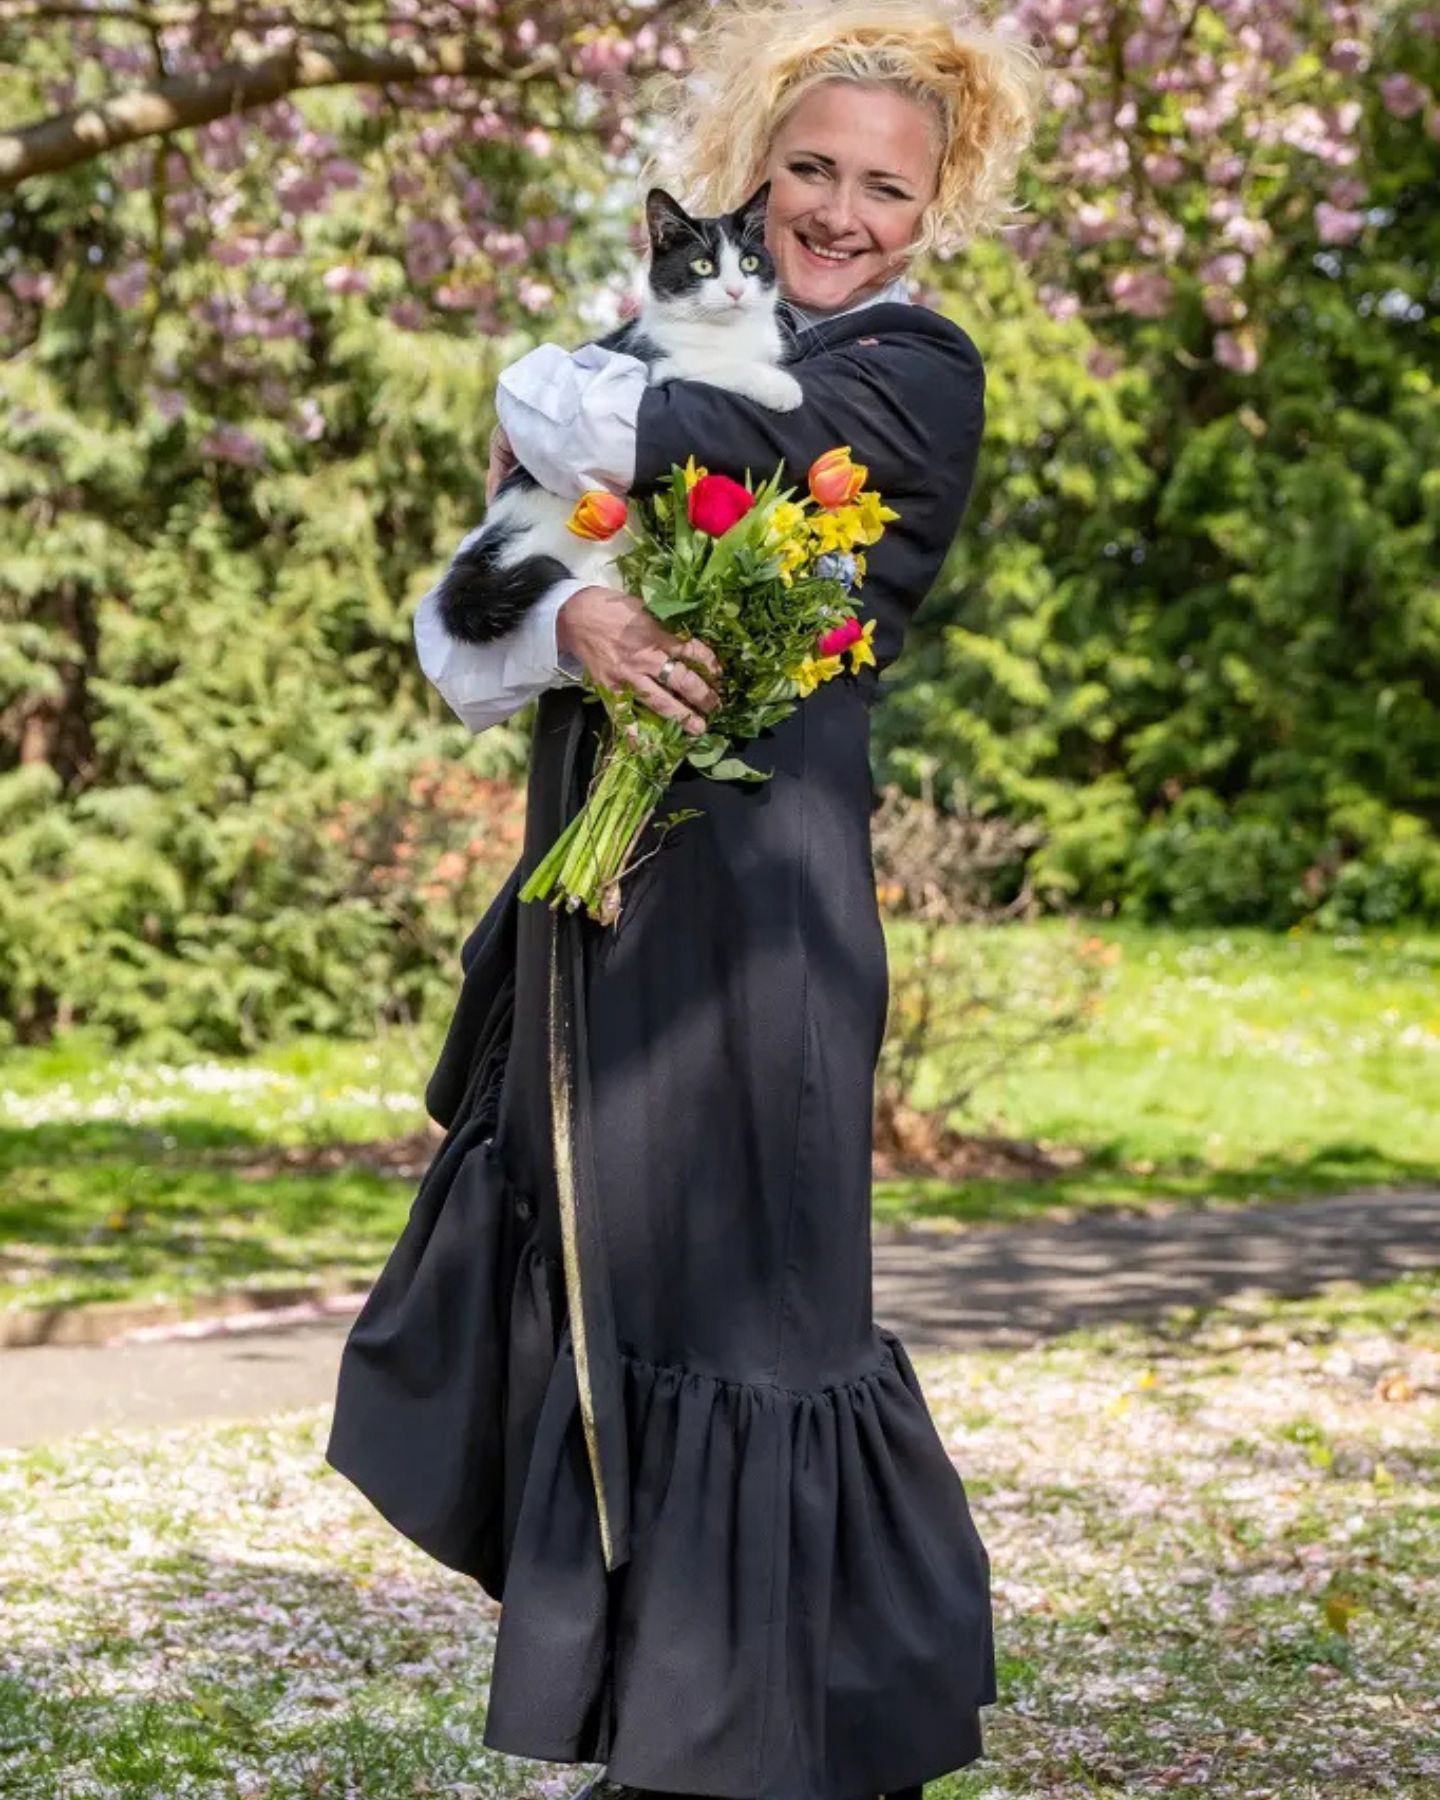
[
  {"x1": 413, "y1": 575, "x2": 586, "y2": 735},
  {"x1": 495, "y1": 341, "x2": 649, "y2": 498}
]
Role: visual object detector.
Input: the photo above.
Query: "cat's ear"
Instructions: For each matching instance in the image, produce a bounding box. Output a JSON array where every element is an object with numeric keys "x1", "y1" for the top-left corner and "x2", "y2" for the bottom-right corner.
[
  {"x1": 732, "y1": 180, "x2": 772, "y2": 243},
  {"x1": 645, "y1": 187, "x2": 697, "y2": 253}
]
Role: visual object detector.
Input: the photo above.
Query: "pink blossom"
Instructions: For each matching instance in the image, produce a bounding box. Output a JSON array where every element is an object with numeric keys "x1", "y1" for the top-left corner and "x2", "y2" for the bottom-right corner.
[
  {"x1": 1202, "y1": 286, "x2": 1247, "y2": 325},
  {"x1": 199, "y1": 425, "x2": 265, "y2": 468},
  {"x1": 1072, "y1": 202, "x2": 1126, "y2": 247},
  {"x1": 104, "y1": 263, "x2": 149, "y2": 310},
  {"x1": 1326, "y1": 38, "x2": 1370, "y2": 74},
  {"x1": 1109, "y1": 268, "x2": 1174, "y2": 319},
  {"x1": 388, "y1": 298, "x2": 428, "y2": 331},
  {"x1": 1206, "y1": 152, "x2": 1247, "y2": 186},
  {"x1": 1087, "y1": 345, "x2": 1122, "y2": 380},
  {"x1": 1038, "y1": 285, "x2": 1082, "y2": 322},
  {"x1": 518, "y1": 278, "x2": 555, "y2": 315},
  {"x1": 146, "y1": 386, "x2": 186, "y2": 423},
  {"x1": 1315, "y1": 201, "x2": 1366, "y2": 245},
  {"x1": 323, "y1": 266, "x2": 371, "y2": 296},
  {"x1": 1214, "y1": 329, "x2": 1258, "y2": 374},
  {"x1": 1143, "y1": 150, "x2": 1186, "y2": 186},
  {"x1": 1327, "y1": 177, "x2": 1368, "y2": 209},
  {"x1": 214, "y1": 235, "x2": 260, "y2": 269},
  {"x1": 1222, "y1": 214, "x2": 1273, "y2": 254},
  {"x1": 483, "y1": 229, "x2": 528, "y2": 266},
  {"x1": 11, "y1": 271, "x2": 53, "y2": 302},
  {"x1": 1380, "y1": 73, "x2": 1428, "y2": 118},
  {"x1": 1200, "y1": 251, "x2": 1247, "y2": 288}
]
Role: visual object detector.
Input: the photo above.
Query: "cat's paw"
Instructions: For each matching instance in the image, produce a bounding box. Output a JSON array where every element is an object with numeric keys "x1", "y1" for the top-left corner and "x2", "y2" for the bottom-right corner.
[{"x1": 749, "y1": 368, "x2": 805, "y2": 413}]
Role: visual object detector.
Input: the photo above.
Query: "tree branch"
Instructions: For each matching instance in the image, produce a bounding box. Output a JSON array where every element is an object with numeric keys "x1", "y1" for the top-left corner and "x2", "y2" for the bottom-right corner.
[{"x1": 0, "y1": 35, "x2": 563, "y2": 187}]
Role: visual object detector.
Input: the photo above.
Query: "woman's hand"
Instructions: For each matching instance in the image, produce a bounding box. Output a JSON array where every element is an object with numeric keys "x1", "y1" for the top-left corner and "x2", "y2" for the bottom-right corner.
[
  {"x1": 557, "y1": 585, "x2": 724, "y2": 737},
  {"x1": 485, "y1": 423, "x2": 518, "y2": 502}
]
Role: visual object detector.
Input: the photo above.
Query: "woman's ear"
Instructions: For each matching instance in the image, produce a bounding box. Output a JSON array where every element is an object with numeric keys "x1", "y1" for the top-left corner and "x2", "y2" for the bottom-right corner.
[
  {"x1": 732, "y1": 179, "x2": 772, "y2": 243},
  {"x1": 645, "y1": 187, "x2": 697, "y2": 252}
]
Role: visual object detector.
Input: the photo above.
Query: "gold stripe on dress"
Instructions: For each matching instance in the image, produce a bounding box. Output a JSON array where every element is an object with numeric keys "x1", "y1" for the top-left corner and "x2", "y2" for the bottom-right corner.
[{"x1": 548, "y1": 913, "x2": 617, "y2": 1570}]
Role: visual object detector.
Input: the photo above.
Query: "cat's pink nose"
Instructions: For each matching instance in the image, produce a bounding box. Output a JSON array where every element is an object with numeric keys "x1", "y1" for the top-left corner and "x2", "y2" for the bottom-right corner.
[{"x1": 725, "y1": 284, "x2": 744, "y2": 300}]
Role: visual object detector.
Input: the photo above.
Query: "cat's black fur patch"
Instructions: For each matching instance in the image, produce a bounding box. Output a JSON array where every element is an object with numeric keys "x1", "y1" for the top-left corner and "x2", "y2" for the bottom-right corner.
[{"x1": 435, "y1": 489, "x2": 572, "y2": 645}]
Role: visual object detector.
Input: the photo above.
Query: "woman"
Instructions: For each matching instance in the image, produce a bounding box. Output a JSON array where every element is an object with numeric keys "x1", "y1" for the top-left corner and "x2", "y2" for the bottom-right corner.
[{"x1": 327, "y1": 4, "x2": 1042, "y2": 1797}]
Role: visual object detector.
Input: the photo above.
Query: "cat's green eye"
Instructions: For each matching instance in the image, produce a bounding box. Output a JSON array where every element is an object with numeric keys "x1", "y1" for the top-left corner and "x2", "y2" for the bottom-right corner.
[
  {"x1": 690, "y1": 256, "x2": 715, "y2": 276},
  {"x1": 740, "y1": 253, "x2": 760, "y2": 272}
]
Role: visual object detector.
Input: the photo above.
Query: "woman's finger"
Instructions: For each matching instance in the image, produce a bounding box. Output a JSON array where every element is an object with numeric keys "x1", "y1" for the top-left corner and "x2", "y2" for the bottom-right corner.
[
  {"x1": 633, "y1": 674, "x2": 707, "y2": 736},
  {"x1": 656, "y1": 655, "x2": 721, "y2": 716},
  {"x1": 671, "y1": 635, "x2": 723, "y2": 685}
]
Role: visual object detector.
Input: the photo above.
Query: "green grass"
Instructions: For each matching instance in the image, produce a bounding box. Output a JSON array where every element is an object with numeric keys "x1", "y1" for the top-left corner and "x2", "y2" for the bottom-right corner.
[
  {"x1": 2, "y1": 1272, "x2": 1437, "y2": 1797},
  {"x1": 876, "y1": 920, "x2": 1440, "y2": 1227},
  {"x1": 1, "y1": 924, "x2": 1436, "y2": 1313}
]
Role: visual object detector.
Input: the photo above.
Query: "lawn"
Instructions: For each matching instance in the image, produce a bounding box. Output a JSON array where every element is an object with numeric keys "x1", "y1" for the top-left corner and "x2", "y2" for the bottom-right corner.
[
  {"x1": 2, "y1": 1272, "x2": 1437, "y2": 1798},
  {"x1": 1, "y1": 924, "x2": 1435, "y2": 1316}
]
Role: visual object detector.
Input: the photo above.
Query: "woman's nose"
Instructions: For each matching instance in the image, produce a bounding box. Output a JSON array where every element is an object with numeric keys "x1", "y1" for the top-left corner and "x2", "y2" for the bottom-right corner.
[{"x1": 810, "y1": 193, "x2": 861, "y2": 238}]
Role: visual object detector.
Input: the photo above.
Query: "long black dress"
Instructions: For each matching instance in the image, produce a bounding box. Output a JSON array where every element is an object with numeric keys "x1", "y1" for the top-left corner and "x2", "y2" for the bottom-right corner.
[{"x1": 326, "y1": 301, "x2": 996, "y2": 1800}]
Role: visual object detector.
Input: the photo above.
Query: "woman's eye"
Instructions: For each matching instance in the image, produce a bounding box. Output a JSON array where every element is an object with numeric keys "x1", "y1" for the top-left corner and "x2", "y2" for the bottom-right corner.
[
  {"x1": 691, "y1": 257, "x2": 715, "y2": 276},
  {"x1": 740, "y1": 253, "x2": 759, "y2": 272}
]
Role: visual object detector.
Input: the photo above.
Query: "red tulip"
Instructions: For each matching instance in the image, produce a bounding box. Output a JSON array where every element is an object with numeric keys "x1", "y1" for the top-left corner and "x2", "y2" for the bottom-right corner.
[
  {"x1": 687, "y1": 472, "x2": 755, "y2": 536},
  {"x1": 567, "y1": 489, "x2": 629, "y2": 540},
  {"x1": 817, "y1": 616, "x2": 863, "y2": 658}
]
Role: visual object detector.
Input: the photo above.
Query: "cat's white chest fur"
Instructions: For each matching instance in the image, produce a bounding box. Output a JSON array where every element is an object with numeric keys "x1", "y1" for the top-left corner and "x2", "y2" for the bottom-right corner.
[{"x1": 640, "y1": 289, "x2": 803, "y2": 413}]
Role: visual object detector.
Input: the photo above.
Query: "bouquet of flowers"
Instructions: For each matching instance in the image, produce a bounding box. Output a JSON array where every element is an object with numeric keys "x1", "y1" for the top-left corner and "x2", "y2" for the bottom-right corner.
[{"x1": 519, "y1": 445, "x2": 899, "y2": 925}]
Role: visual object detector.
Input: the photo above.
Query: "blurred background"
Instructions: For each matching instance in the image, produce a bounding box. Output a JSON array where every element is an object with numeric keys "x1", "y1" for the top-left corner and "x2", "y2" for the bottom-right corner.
[{"x1": 1, "y1": 5, "x2": 1438, "y2": 1797}]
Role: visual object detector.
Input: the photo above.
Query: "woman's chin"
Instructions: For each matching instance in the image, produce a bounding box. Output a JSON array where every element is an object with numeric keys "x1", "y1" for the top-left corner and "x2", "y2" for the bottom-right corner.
[{"x1": 780, "y1": 269, "x2": 875, "y2": 312}]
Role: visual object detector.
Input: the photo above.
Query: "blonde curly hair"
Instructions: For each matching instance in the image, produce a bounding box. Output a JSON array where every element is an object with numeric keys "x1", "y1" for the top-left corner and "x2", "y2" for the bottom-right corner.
[{"x1": 636, "y1": 0, "x2": 1046, "y2": 260}]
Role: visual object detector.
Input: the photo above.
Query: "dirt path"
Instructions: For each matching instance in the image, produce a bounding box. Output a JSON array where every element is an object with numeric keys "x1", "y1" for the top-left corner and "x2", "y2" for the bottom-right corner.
[{"x1": 2, "y1": 1187, "x2": 1435, "y2": 1448}]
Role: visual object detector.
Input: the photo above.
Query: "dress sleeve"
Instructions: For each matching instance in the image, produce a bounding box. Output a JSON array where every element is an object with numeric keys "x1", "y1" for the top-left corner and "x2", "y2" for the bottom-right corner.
[
  {"x1": 413, "y1": 575, "x2": 586, "y2": 735},
  {"x1": 494, "y1": 341, "x2": 649, "y2": 499},
  {"x1": 632, "y1": 325, "x2": 984, "y2": 507}
]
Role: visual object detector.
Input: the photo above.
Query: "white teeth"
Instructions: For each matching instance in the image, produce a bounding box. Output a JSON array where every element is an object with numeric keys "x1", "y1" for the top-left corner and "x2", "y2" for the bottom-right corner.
[{"x1": 798, "y1": 232, "x2": 858, "y2": 263}]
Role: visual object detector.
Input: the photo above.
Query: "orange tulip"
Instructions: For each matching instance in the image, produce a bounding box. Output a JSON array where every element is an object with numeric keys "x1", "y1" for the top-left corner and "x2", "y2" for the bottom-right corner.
[
  {"x1": 807, "y1": 445, "x2": 868, "y2": 509},
  {"x1": 566, "y1": 489, "x2": 629, "y2": 540}
]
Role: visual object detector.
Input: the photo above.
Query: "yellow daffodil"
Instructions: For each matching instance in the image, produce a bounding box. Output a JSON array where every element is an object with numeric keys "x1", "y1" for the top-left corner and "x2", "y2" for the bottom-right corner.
[
  {"x1": 682, "y1": 454, "x2": 708, "y2": 491},
  {"x1": 846, "y1": 617, "x2": 877, "y2": 671},
  {"x1": 852, "y1": 490, "x2": 901, "y2": 544},
  {"x1": 766, "y1": 499, "x2": 807, "y2": 541},
  {"x1": 810, "y1": 507, "x2": 866, "y2": 555},
  {"x1": 788, "y1": 652, "x2": 845, "y2": 696}
]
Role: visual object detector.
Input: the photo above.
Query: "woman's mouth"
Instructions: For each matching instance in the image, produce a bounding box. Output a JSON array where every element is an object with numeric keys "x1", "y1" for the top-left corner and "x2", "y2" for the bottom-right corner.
[{"x1": 793, "y1": 229, "x2": 865, "y2": 268}]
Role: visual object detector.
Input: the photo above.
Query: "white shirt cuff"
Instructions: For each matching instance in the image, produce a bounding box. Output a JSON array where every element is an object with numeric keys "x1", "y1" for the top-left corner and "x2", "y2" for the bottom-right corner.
[
  {"x1": 495, "y1": 341, "x2": 648, "y2": 499},
  {"x1": 413, "y1": 578, "x2": 585, "y2": 735}
]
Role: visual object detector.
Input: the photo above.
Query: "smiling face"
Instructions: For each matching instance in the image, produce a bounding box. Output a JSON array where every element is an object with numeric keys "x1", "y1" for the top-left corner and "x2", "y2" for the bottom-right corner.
[{"x1": 762, "y1": 80, "x2": 943, "y2": 313}]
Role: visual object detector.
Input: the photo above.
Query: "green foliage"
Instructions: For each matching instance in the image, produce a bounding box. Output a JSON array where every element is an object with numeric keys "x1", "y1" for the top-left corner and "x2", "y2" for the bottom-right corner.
[
  {"x1": 2, "y1": 11, "x2": 1438, "y2": 1046},
  {"x1": 879, "y1": 175, "x2": 1440, "y2": 927}
]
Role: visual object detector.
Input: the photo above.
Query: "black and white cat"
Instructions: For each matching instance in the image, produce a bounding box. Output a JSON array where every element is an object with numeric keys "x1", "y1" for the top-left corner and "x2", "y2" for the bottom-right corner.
[{"x1": 435, "y1": 181, "x2": 803, "y2": 646}]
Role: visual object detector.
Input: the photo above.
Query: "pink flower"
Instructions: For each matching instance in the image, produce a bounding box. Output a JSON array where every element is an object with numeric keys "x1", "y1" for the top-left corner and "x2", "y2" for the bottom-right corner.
[
  {"x1": 1316, "y1": 202, "x2": 1366, "y2": 246},
  {"x1": 817, "y1": 616, "x2": 863, "y2": 658},
  {"x1": 1215, "y1": 330, "x2": 1258, "y2": 375},
  {"x1": 1380, "y1": 74, "x2": 1428, "y2": 119}
]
